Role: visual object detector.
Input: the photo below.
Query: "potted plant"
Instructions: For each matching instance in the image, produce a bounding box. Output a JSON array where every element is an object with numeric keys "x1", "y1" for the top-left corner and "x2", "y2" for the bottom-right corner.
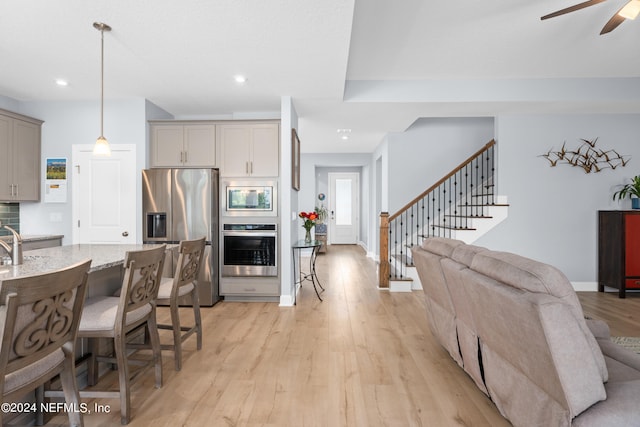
[{"x1": 613, "y1": 175, "x2": 640, "y2": 209}]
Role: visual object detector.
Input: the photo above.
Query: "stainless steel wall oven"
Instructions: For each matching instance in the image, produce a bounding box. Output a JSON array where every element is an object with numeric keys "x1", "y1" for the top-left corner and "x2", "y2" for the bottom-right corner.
[{"x1": 222, "y1": 224, "x2": 277, "y2": 277}]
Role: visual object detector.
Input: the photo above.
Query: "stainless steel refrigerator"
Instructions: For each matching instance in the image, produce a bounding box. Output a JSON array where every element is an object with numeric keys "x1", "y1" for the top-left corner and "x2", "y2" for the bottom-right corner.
[{"x1": 142, "y1": 168, "x2": 220, "y2": 306}]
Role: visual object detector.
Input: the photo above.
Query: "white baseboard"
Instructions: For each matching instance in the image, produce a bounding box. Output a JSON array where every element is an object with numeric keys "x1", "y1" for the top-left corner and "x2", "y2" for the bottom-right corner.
[
  {"x1": 389, "y1": 280, "x2": 413, "y2": 292},
  {"x1": 279, "y1": 294, "x2": 296, "y2": 306},
  {"x1": 572, "y1": 281, "x2": 598, "y2": 292}
]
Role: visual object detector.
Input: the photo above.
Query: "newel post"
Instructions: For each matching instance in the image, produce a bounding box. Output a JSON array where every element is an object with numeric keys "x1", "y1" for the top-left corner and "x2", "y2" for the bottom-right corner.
[{"x1": 379, "y1": 212, "x2": 390, "y2": 289}]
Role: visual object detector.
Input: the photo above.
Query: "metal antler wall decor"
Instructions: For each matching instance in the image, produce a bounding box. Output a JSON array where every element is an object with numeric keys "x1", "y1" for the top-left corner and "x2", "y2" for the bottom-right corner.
[{"x1": 539, "y1": 138, "x2": 630, "y2": 173}]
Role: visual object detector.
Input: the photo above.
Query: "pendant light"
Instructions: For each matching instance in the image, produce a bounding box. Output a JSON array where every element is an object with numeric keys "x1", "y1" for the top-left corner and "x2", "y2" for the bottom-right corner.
[{"x1": 93, "y1": 22, "x2": 111, "y2": 156}]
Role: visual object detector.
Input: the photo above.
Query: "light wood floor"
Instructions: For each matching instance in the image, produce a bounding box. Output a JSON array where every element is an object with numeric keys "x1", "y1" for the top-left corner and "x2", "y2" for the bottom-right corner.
[
  {"x1": 578, "y1": 291, "x2": 640, "y2": 338},
  {"x1": 44, "y1": 246, "x2": 640, "y2": 427}
]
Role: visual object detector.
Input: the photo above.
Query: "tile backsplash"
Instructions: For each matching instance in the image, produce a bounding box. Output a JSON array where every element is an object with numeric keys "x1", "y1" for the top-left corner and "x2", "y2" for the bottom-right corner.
[{"x1": 0, "y1": 203, "x2": 20, "y2": 237}]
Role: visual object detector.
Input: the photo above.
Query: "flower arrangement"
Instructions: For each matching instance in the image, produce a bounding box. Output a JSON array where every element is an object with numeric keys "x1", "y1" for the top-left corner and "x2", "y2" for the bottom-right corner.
[{"x1": 299, "y1": 211, "x2": 318, "y2": 242}]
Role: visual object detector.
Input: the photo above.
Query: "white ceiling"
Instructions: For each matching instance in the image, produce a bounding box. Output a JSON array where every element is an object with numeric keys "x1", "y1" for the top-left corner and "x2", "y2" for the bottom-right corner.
[{"x1": 1, "y1": 0, "x2": 640, "y2": 153}]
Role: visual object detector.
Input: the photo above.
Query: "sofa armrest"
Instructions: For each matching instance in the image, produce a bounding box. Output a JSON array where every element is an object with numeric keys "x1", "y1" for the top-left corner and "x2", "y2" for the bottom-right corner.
[
  {"x1": 585, "y1": 318, "x2": 611, "y2": 340},
  {"x1": 598, "y1": 339, "x2": 640, "y2": 373}
]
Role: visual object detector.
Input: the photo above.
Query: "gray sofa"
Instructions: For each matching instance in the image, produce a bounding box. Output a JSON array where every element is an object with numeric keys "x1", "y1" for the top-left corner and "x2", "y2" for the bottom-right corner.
[{"x1": 412, "y1": 237, "x2": 640, "y2": 427}]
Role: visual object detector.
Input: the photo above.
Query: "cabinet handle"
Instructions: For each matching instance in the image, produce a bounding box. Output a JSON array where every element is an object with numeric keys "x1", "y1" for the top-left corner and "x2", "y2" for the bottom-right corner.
[
  {"x1": 14, "y1": 184, "x2": 17, "y2": 196},
  {"x1": 180, "y1": 151, "x2": 184, "y2": 163},
  {"x1": 184, "y1": 151, "x2": 188, "y2": 163},
  {"x1": 246, "y1": 161, "x2": 249, "y2": 174},
  {"x1": 250, "y1": 161, "x2": 253, "y2": 174}
]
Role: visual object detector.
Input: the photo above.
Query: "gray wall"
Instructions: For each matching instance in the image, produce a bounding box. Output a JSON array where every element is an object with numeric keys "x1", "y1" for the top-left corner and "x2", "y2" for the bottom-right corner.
[
  {"x1": 14, "y1": 98, "x2": 156, "y2": 244},
  {"x1": 477, "y1": 113, "x2": 640, "y2": 284},
  {"x1": 299, "y1": 153, "x2": 372, "y2": 250},
  {"x1": 387, "y1": 117, "x2": 495, "y2": 213}
]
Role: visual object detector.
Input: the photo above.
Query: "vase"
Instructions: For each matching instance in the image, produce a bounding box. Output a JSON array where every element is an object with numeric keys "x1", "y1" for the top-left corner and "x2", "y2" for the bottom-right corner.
[
  {"x1": 304, "y1": 228, "x2": 312, "y2": 243},
  {"x1": 633, "y1": 198, "x2": 640, "y2": 209}
]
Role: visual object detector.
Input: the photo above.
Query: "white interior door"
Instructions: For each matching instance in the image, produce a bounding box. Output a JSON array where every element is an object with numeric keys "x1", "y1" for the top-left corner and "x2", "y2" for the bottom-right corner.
[
  {"x1": 72, "y1": 144, "x2": 136, "y2": 244},
  {"x1": 329, "y1": 172, "x2": 359, "y2": 244}
]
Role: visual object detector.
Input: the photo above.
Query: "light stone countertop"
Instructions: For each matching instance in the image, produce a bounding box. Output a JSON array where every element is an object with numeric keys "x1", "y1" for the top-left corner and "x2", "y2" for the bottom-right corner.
[
  {"x1": 0, "y1": 234, "x2": 64, "y2": 243},
  {"x1": 0, "y1": 243, "x2": 172, "y2": 280}
]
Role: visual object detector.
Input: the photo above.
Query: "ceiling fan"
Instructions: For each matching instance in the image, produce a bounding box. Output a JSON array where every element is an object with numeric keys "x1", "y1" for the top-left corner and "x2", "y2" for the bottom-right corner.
[{"x1": 541, "y1": 0, "x2": 640, "y2": 34}]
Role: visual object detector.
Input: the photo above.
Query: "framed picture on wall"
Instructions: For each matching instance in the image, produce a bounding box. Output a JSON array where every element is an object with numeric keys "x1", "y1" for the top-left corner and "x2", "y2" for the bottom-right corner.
[{"x1": 292, "y1": 128, "x2": 301, "y2": 191}]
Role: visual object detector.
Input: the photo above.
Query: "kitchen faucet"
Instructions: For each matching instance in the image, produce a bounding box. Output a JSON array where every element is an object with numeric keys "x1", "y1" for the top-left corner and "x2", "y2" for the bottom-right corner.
[{"x1": 0, "y1": 221, "x2": 23, "y2": 265}]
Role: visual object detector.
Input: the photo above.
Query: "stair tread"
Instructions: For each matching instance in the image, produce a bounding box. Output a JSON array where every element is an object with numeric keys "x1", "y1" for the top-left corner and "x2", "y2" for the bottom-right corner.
[
  {"x1": 389, "y1": 265, "x2": 414, "y2": 281},
  {"x1": 428, "y1": 225, "x2": 477, "y2": 231},
  {"x1": 460, "y1": 203, "x2": 509, "y2": 207},
  {"x1": 442, "y1": 214, "x2": 493, "y2": 219}
]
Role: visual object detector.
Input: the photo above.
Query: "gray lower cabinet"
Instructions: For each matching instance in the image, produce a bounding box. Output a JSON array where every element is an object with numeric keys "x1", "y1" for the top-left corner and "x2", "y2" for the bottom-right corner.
[
  {"x1": 220, "y1": 277, "x2": 280, "y2": 297},
  {"x1": 0, "y1": 109, "x2": 43, "y2": 202}
]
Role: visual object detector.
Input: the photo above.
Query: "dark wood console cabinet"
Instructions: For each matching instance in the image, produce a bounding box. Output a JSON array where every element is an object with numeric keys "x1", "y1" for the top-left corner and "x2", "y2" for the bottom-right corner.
[{"x1": 598, "y1": 210, "x2": 640, "y2": 298}]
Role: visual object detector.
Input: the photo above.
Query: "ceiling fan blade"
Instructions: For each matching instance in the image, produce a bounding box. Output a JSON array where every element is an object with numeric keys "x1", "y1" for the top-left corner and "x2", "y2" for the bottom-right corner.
[
  {"x1": 600, "y1": 8, "x2": 627, "y2": 34},
  {"x1": 541, "y1": 0, "x2": 608, "y2": 20}
]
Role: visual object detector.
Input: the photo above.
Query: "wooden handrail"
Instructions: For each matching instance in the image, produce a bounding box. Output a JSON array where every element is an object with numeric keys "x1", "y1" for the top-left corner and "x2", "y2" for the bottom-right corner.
[{"x1": 389, "y1": 139, "x2": 496, "y2": 222}]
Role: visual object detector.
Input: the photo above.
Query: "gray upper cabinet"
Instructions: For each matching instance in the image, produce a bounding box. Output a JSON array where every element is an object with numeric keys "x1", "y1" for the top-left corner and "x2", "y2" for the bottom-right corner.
[
  {"x1": 219, "y1": 122, "x2": 279, "y2": 177},
  {"x1": 149, "y1": 123, "x2": 217, "y2": 167},
  {"x1": 0, "y1": 109, "x2": 42, "y2": 202}
]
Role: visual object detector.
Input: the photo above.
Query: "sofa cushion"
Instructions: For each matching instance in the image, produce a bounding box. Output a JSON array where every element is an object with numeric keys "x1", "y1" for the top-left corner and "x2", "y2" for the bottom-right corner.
[
  {"x1": 441, "y1": 258, "x2": 488, "y2": 395},
  {"x1": 470, "y1": 250, "x2": 582, "y2": 314},
  {"x1": 450, "y1": 244, "x2": 487, "y2": 267},
  {"x1": 572, "y1": 380, "x2": 640, "y2": 427},
  {"x1": 420, "y1": 237, "x2": 464, "y2": 257},
  {"x1": 461, "y1": 270, "x2": 607, "y2": 425},
  {"x1": 412, "y1": 246, "x2": 462, "y2": 367},
  {"x1": 470, "y1": 250, "x2": 608, "y2": 382}
]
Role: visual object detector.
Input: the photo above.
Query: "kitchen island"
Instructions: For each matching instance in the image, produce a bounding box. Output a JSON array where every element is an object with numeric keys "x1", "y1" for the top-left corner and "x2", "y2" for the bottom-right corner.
[
  {"x1": 0, "y1": 243, "x2": 173, "y2": 426},
  {"x1": 0, "y1": 243, "x2": 173, "y2": 297}
]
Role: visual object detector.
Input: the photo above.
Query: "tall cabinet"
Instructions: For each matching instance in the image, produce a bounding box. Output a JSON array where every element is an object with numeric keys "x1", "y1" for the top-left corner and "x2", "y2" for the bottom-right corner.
[
  {"x1": 0, "y1": 109, "x2": 42, "y2": 202},
  {"x1": 598, "y1": 210, "x2": 640, "y2": 298}
]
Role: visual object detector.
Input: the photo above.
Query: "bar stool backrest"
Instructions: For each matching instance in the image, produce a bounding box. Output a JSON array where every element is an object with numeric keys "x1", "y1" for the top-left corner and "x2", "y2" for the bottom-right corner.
[
  {"x1": 173, "y1": 237, "x2": 205, "y2": 298},
  {"x1": 116, "y1": 245, "x2": 166, "y2": 333},
  {"x1": 0, "y1": 259, "x2": 91, "y2": 387}
]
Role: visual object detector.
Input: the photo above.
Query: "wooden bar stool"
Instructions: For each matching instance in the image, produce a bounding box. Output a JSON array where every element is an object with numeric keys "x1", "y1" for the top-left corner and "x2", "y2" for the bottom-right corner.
[
  {"x1": 0, "y1": 259, "x2": 91, "y2": 427},
  {"x1": 156, "y1": 237, "x2": 205, "y2": 371},
  {"x1": 77, "y1": 245, "x2": 165, "y2": 425}
]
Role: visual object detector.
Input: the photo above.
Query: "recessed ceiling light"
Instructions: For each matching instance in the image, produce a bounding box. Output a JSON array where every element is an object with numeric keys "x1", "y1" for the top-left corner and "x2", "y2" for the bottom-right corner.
[
  {"x1": 234, "y1": 75, "x2": 247, "y2": 84},
  {"x1": 55, "y1": 79, "x2": 69, "y2": 87},
  {"x1": 337, "y1": 129, "x2": 351, "y2": 140}
]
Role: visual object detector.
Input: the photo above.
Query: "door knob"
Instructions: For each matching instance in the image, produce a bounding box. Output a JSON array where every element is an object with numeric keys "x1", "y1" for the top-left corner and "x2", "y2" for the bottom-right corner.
[{"x1": 122, "y1": 231, "x2": 129, "y2": 237}]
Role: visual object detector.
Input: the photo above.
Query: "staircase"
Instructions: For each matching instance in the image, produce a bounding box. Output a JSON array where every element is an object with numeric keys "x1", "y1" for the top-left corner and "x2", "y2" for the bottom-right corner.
[{"x1": 379, "y1": 140, "x2": 508, "y2": 291}]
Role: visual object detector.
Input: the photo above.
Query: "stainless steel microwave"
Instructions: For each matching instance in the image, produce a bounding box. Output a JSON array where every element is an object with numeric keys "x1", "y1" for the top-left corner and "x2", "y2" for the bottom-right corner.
[{"x1": 223, "y1": 180, "x2": 277, "y2": 216}]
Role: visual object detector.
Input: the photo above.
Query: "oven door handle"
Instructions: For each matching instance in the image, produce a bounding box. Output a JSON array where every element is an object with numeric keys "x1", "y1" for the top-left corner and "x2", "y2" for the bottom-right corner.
[{"x1": 222, "y1": 231, "x2": 277, "y2": 238}]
